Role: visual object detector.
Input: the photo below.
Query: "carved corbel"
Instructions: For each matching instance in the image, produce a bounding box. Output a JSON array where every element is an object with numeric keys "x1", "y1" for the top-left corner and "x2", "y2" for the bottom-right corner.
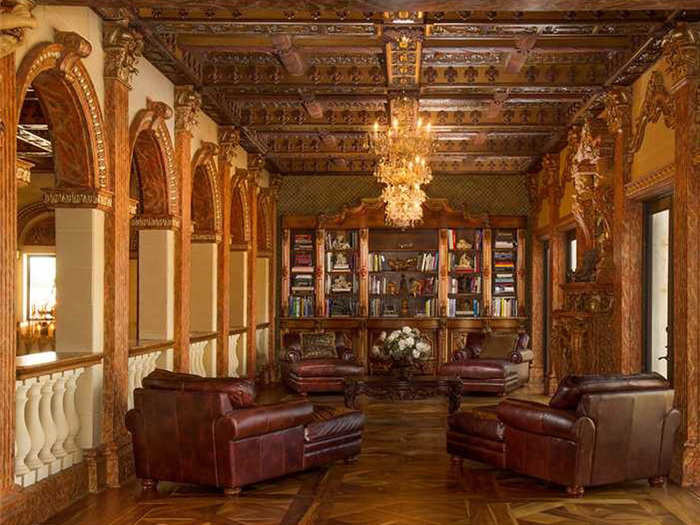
[
  {"x1": 629, "y1": 71, "x2": 675, "y2": 156},
  {"x1": 0, "y1": 0, "x2": 37, "y2": 59},
  {"x1": 603, "y1": 86, "x2": 632, "y2": 179},
  {"x1": 54, "y1": 30, "x2": 92, "y2": 75},
  {"x1": 247, "y1": 154, "x2": 266, "y2": 189},
  {"x1": 662, "y1": 22, "x2": 700, "y2": 88},
  {"x1": 103, "y1": 21, "x2": 143, "y2": 88},
  {"x1": 269, "y1": 173, "x2": 282, "y2": 199},
  {"x1": 16, "y1": 158, "x2": 33, "y2": 187},
  {"x1": 174, "y1": 85, "x2": 202, "y2": 133},
  {"x1": 218, "y1": 126, "x2": 240, "y2": 166}
]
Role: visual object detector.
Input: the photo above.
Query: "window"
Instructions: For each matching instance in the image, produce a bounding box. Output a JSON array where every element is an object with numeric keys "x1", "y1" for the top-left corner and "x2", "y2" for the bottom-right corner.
[
  {"x1": 26, "y1": 255, "x2": 56, "y2": 320},
  {"x1": 565, "y1": 229, "x2": 577, "y2": 279},
  {"x1": 644, "y1": 196, "x2": 672, "y2": 382}
]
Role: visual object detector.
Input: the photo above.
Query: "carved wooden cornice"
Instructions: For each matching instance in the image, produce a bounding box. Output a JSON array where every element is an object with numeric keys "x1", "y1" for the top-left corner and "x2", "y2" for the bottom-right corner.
[
  {"x1": 103, "y1": 21, "x2": 143, "y2": 88},
  {"x1": 174, "y1": 85, "x2": 202, "y2": 132},
  {"x1": 43, "y1": 188, "x2": 114, "y2": 211},
  {"x1": 624, "y1": 163, "x2": 674, "y2": 201},
  {"x1": 629, "y1": 71, "x2": 675, "y2": 156},
  {"x1": 0, "y1": 0, "x2": 37, "y2": 59},
  {"x1": 662, "y1": 22, "x2": 700, "y2": 88}
]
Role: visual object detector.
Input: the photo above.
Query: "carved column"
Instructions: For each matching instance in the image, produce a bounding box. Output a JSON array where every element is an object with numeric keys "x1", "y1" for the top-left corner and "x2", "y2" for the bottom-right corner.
[
  {"x1": 663, "y1": 23, "x2": 700, "y2": 487},
  {"x1": 216, "y1": 127, "x2": 239, "y2": 376},
  {"x1": 102, "y1": 21, "x2": 142, "y2": 488},
  {"x1": 0, "y1": 51, "x2": 17, "y2": 495},
  {"x1": 246, "y1": 155, "x2": 263, "y2": 379},
  {"x1": 268, "y1": 175, "x2": 281, "y2": 378},
  {"x1": 173, "y1": 86, "x2": 201, "y2": 373},
  {"x1": 529, "y1": 238, "x2": 545, "y2": 390},
  {"x1": 604, "y1": 87, "x2": 642, "y2": 375}
]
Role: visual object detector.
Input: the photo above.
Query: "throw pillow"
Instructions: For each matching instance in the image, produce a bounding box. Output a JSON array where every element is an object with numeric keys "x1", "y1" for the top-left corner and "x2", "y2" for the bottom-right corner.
[{"x1": 300, "y1": 332, "x2": 337, "y2": 359}]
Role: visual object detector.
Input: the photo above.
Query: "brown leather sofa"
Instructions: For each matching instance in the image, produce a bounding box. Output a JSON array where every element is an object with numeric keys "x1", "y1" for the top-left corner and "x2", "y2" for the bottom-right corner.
[
  {"x1": 281, "y1": 331, "x2": 364, "y2": 394},
  {"x1": 438, "y1": 331, "x2": 532, "y2": 395},
  {"x1": 126, "y1": 369, "x2": 364, "y2": 494},
  {"x1": 447, "y1": 373, "x2": 680, "y2": 496}
]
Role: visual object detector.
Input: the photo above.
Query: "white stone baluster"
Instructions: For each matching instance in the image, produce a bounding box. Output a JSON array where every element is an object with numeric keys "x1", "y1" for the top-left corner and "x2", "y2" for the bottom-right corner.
[
  {"x1": 128, "y1": 356, "x2": 137, "y2": 409},
  {"x1": 25, "y1": 379, "x2": 44, "y2": 476},
  {"x1": 147, "y1": 351, "x2": 160, "y2": 378},
  {"x1": 14, "y1": 381, "x2": 31, "y2": 481},
  {"x1": 63, "y1": 369, "x2": 81, "y2": 465},
  {"x1": 228, "y1": 334, "x2": 240, "y2": 377},
  {"x1": 51, "y1": 374, "x2": 69, "y2": 461},
  {"x1": 38, "y1": 376, "x2": 57, "y2": 466},
  {"x1": 135, "y1": 354, "x2": 147, "y2": 389}
]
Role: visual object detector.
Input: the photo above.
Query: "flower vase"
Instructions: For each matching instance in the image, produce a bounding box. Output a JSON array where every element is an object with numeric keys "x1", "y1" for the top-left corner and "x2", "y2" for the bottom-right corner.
[{"x1": 392, "y1": 361, "x2": 413, "y2": 381}]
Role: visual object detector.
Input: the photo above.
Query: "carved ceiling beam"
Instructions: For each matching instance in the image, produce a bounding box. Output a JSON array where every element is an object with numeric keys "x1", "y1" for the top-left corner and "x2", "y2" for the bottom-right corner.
[{"x1": 270, "y1": 34, "x2": 308, "y2": 76}]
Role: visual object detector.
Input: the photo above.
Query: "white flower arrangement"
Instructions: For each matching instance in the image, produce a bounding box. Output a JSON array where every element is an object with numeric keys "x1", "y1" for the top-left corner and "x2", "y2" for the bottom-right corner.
[{"x1": 372, "y1": 326, "x2": 431, "y2": 365}]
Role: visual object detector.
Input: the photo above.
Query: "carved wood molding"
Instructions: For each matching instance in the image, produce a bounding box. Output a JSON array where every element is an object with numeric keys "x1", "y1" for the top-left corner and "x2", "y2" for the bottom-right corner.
[
  {"x1": 629, "y1": 71, "x2": 675, "y2": 158},
  {"x1": 174, "y1": 85, "x2": 202, "y2": 133},
  {"x1": 191, "y1": 141, "x2": 223, "y2": 238},
  {"x1": 15, "y1": 35, "x2": 110, "y2": 190},
  {"x1": 624, "y1": 163, "x2": 675, "y2": 201},
  {"x1": 103, "y1": 21, "x2": 144, "y2": 88},
  {"x1": 43, "y1": 188, "x2": 114, "y2": 211}
]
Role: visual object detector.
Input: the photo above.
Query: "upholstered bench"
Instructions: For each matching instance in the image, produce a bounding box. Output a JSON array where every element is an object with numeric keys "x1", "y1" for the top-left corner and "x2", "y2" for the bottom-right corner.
[
  {"x1": 303, "y1": 405, "x2": 365, "y2": 468},
  {"x1": 447, "y1": 405, "x2": 505, "y2": 468},
  {"x1": 439, "y1": 360, "x2": 520, "y2": 395}
]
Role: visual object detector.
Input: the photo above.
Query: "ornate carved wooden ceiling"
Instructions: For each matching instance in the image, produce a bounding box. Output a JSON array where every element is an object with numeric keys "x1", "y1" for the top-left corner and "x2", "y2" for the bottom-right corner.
[{"x1": 49, "y1": 2, "x2": 700, "y2": 176}]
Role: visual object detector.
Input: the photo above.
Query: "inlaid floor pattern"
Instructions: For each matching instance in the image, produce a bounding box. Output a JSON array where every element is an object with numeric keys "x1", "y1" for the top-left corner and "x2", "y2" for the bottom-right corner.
[{"x1": 45, "y1": 392, "x2": 700, "y2": 525}]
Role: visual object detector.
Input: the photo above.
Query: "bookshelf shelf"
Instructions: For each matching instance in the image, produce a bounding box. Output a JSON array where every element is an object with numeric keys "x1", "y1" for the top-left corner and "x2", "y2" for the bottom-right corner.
[
  {"x1": 491, "y1": 228, "x2": 518, "y2": 318},
  {"x1": 446, "y1": 228, "x2": 484, "y2": 318},
  {"x1": 324, "y1": 230, "x2": 360, "y2": 317}
]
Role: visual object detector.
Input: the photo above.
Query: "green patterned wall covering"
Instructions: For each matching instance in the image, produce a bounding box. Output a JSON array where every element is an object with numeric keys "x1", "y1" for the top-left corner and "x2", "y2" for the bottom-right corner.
[{"x1": 278, "y1": 174, "x2": 531, "y2": 216}]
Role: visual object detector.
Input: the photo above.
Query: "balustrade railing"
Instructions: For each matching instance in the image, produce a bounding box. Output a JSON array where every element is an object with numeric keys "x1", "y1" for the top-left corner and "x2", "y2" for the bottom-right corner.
[
  {"x1": 128, "y1": 341, "x2": 174, "y2": 409},
  {"x1": 189, "y1": 332, "x2": 217, "y2": 377},
  {"x1": 15, "y1": 352, "x2": 102, "y2": 487},
  {"x1": 228, "y1": 326, "x2": 247, "y2": 377},
  {"x1": 256, "y1": 322, "x2": 271, "y2": 374}
]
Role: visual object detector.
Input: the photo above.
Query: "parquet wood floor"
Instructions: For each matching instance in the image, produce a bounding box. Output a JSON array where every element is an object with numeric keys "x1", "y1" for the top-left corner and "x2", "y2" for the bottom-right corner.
[{"x1": 43, "y1": 391, "x2": 700, "y2": 525}]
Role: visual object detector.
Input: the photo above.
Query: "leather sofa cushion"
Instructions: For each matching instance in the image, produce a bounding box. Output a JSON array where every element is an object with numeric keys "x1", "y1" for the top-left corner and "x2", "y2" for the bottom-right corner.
[
  {"x1": 448, "y1": 405, "x2": 504, "y2": 441},
  {"x1": 286, "y1": 359, "x2": 364, "y2": 378},
  {"x1": 497, "y1": 399, "x2": 580, "y2": 441},
  {"x1": 549, "y1": 373, "x2": 669, "y2": 410},
  {"x1": 300, "y1": 332, "x2": 337, "y2": 359},
  {"x1": 304, "y1": 405, "x2": 365, "y2": 442},
  {"x1": 439, "y1": 359, "x2": 508, "y2": 379},
  {"x1": 142, "y1": 369, "x2": 256, "y2": 408},
  {"x1": 223, "y1": 400, "x2": 314, "y2": 440}
]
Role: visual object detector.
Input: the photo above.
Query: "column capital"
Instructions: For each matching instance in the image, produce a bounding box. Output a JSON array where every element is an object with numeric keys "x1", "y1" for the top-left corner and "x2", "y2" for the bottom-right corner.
[
  {"x1": 103, "y1": 21, "x2": 143, "y2": 88},
  {"x1": 43, "y1": 188, "x2": 113, "y2": 211},
  {"x1": 247, "y1": 154, "x2": 266, "y2": 187},
  {"x1": 269, "y1": 173, "x2": 282, "y2": 198},
  {"x1": 662, "y1": 22, "x2": 700, "y2": 89},
  {"x1": 603, "y1": 86, "x2": 632, "y2": 135},
  {"x1": 0, "y1": 0, "x2": 37, "y2": 60},
  {"x1": 131, "y1": 214, "x2": 181, "y2": 231},
  {"x1": 174, "y1": 85, "x2": 202, "y2": 133},
  {"x1": 218, "y1": 127, "x2": 240, "y2": 166},
  {"x1": 16, "y1": 158, "x2": 33, "y2": 187}
]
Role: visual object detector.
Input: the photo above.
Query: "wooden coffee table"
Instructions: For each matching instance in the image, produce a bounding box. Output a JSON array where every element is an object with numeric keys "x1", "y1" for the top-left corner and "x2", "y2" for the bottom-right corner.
[{"x1": 344, "y1": 375, "x2": 463, "y2": 414}]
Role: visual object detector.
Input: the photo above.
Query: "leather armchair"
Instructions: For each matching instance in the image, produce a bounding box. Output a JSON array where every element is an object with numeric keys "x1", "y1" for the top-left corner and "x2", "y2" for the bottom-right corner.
[
  {"x1": 126, "y1": 369, "x2": 364, "y2": 494},
  {"x1": 438, "y1": 331, "x2": 531, "y2": 395},
  {"x1": 281, "y1": 331, "x2": 364, "y2": 394},
  {"x1": 497, "y1": 373, "x2": 680, "y2": 496}
]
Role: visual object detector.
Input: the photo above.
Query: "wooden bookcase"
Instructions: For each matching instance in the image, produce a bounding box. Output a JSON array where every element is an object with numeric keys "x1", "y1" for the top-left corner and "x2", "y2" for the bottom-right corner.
[{"x1": 280, "y1": 198, "x2": 528, "y2": 372}]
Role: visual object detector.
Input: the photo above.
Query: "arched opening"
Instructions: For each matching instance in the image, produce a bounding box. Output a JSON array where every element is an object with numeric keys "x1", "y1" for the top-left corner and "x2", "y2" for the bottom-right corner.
[{"x1": 229, "y1": 179, "x2": 250, "y2": 375}]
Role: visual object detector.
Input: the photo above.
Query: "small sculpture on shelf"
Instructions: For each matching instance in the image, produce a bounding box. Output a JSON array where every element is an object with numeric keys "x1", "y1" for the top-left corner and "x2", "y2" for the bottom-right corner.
[
  {"x1": 331, "y1": 274, "x2": 352, "y2": 292},
  {"x1": 388, "y1": 257, "x2": 417, "y2": 271},
  {"x1": 409, "y1": 278, "x2": 423, "y2": 297},
  {"x1": 334, "y1": 252, "x2": 349, "y2": 270},
  {"x1": 399, "y1": 274, "x2": 408, "y2": 293},
  {"x1": 455, "y1": 253, "x2": 474, "y2": 270},
  {"x1": 387, "y1": 281, "x2": 398, "y2": 295},
  {"x1": 400, "y1": 298, "x2": 410, "y2": 316},
  {"x1": 456, "y1": 238, "x2": 472, "y2": 251},
  {"x1": 332, "y1": 232, "x2": 351, "y2": 250}
]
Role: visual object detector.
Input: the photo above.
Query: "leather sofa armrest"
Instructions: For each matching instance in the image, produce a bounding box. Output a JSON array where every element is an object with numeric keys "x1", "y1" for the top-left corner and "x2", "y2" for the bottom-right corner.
[
  {"x1": 216, "y1": 399, "x2": 314, "y2": 441},
  {"x1": 497, "y1": 399, "x2": 583, "y2": 441},
  {"x1": 509, "y1": 349, "x2": 534, "y2": 364}
]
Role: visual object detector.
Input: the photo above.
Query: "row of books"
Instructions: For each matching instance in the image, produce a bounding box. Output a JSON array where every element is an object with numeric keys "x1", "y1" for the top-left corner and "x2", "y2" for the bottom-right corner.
[
  {"x1": 448, "y1": 298, "x2": 481, "y2": 317},
  {"x1": 449, "y1": 275, "x2": 481, "y2": 294},
  {"x1": 327, "y1": 296, "x2": 356, "y2": 317},
  {"x1": 368, "y1": 297, "x2": 436, "y2": 317},
  {"x1": 492, "y1": 298, "x2": 518, "y2": 317},
  {"x1": 325, "y1": 230, "x2": 358, "y2": 250},
  {"x1": 291, "y1": 273, "x2": 314, "y2": 292},
  {"x1": 293, "y1": 232, "x2": 313, "y2": 250},
  {"x1": 292, "y1": 250, "x2": 313, "y2": 273},
  {"x1": 446, "y1": 229, "x2": 482, "y2": 251},
  {"x1": 288, "y1": 296, "x2": 314, "y2": 318},
  {"x1": 494, "y1": 231, "x2": 516, "y2": 250},
  {"x1": 368, "y1": 252, "x2": 438, "y2": 272},
  {"x1": 447, "y1": 252, "x2": 480, "y2": 273},
  {"x1": 369, "y1": 276, "x2": 436, "y2": 295}
]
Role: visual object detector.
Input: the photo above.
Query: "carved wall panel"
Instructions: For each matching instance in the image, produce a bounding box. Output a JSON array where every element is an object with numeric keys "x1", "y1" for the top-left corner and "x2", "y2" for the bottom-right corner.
[{"x1": 131, "y1": 131, "x2": 169, "y2": 216}]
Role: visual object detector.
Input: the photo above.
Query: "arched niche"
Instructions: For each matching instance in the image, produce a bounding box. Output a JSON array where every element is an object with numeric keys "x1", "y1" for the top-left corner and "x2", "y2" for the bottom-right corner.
[{"x1": 191, "y1": 143, "x2": 223, "y2": 240}]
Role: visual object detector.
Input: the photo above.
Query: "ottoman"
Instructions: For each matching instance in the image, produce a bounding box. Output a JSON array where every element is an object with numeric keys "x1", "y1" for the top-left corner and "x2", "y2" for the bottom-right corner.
[
  {"x1": 447, "y1": 405, "x2": 506, "y2": 468},
  {"x1": 303, "y1": 405, "x2": 365, "y2": 468},
  {"x1": 439, "y1": 359, "x2": 520, "y2": 395}
]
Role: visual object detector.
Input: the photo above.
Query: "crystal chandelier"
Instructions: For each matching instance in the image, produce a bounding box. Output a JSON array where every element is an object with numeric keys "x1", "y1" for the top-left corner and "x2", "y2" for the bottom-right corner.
[{"x1": 371, "y1": 97, "x2": 435, "y2": 228}]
